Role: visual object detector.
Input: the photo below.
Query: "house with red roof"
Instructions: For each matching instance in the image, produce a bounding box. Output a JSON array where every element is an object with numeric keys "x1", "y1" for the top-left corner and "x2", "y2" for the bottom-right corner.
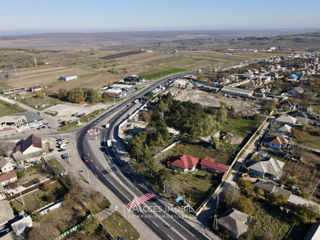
[
  {"x1": 167, "y1": 155, "x2": 199, "y2": 172},
  {"x1": 0, "y1": 171, "x2": 17, "y2": 187},
  {"x1": 200, "y1": 157, "x2": 229, "y2": 178}
]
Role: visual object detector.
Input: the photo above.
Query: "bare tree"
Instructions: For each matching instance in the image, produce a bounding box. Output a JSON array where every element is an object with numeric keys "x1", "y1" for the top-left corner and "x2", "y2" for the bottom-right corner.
[
  {"x1": 0, "y1": 142, "x2": 15, "y2": 156},
  {"x1": 28, "y1": 223, "x2": 60, "y2": 240},
  {"x1": 222, "y1": 186, "x2": 240, "y2": 208}
]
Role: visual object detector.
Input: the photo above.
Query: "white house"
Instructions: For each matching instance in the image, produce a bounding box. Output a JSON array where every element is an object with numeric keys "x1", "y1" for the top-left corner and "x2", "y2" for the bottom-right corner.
[{"x1": 0, "y1": 158, "x2": 15, "y2": 173}]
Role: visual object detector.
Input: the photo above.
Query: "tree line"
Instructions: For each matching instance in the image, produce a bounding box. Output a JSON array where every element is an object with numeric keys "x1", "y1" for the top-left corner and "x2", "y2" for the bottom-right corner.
[{"x1": 58, "y1": 88, "x2": 101, "y2": 103}]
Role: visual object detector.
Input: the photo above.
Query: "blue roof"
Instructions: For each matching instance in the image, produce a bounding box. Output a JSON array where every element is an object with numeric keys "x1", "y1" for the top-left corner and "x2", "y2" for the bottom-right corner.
[{"x1": 291, "y1": 74, "x2": 298, "y2": 79}]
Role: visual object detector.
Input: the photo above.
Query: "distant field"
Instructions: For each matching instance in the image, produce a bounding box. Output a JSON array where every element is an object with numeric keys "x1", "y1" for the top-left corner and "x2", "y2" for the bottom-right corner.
[
  {"x1": 0, "y1": 99, "x2": 24, "y2": 117},
  {"x1": 139, "y1": 67, "x2": 185, "y2": 80},
  {"x1": 0, "y1": 48, "x2": 278, "y2": 95}
]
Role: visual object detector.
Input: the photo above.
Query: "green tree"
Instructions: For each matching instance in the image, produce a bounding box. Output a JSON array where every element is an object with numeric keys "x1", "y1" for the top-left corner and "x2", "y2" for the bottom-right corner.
[
  {"x1": 58, "y1": 89, "x2": 68, "y2": 100},
  {"x1": 212, "y1": 136, "x2": 219, "y2": 150},
  {"x1": 237, "y1": 195, "x2": 254, "y2": 215},
  {"x1": 82, "y1": 216, "x2": 100, "y2": 235},
  {"x1": 84, "y1": 88, "x2": 100, "y2": 103},
  {"x1": 238, "y1": 177, "x2": 254, "y2": 195},
  {"x1": 68, "y1": 88, "x2": 85, "y2": 103}
]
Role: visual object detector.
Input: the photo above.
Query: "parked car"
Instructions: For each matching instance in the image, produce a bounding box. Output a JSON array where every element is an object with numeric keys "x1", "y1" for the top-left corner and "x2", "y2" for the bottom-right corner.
[{"x1": 61, "y1": 154, "x2": 70, "y2": 159}]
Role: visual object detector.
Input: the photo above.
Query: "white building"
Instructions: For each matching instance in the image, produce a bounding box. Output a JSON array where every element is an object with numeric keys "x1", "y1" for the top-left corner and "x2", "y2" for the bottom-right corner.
[
  {"x1": 0, "y1": 158, "x2": 15, "y2": 173},
  {"x1": 0, "y1": 115, "x2": 26, "y2": 131},
  {"x1": 60, "y1": 75, "x2": 77, "y2": 81}
]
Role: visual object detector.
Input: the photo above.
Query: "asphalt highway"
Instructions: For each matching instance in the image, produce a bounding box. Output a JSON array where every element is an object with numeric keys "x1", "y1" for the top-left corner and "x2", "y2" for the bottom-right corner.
[{"x1": 77, "y1": 72, "x2": 213, "y2": 240}]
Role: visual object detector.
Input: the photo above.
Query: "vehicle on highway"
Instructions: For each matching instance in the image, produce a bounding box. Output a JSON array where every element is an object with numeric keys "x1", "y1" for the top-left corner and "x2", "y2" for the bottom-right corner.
[
  {"x1": 103, "y1": 123, "x2": 110, "y2": 128},
  {"x1": 83, "y1": 156, "x2": 89, "y2": 163}
]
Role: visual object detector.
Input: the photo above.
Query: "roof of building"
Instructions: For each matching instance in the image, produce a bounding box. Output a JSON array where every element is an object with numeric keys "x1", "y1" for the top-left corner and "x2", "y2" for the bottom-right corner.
[
  {"x1": 304, "y1": 223, "x2": 320, "y2": 240},
  {"x1": 11, "y1": 216, "x2": 33, "y2": 235},
  {"x1": 200, "y1": 157, "x2": 229, "y2": 173},
  {"x1": 0, "y1": 158, "x2": 11, "y2": 168},
  {"x1": 270, "y1": 136, "x2": 289, "y2": 145},
  {"x1": 289, "y1": 87, "x2": 304, "y2": 94},
  {"x1": 277, "y1": 124, "x2": 292, "y2": 133},
  {"x1": 275, "y1": 114, "x2": 297, "y2": 124},
  {"x1": 167, "y1": 155, "x2": 199, "y2": 169},
  {"x1": 247, "y1": 158, "x2": 284, "y2": 177},
  {"x1": 30, "y1": 86, "x2": 41, "y2": 89},
  {"x1": 254, "y1": 181, "x2": 291, "y2": 196},
  {"x1": 217, "y1": 208, "x2": 248, "y2": 237},
  {"x1": 288, "y1": 111, "x2": 308, "y2": 119},
  {"x1": 0, "y1": 171, "x2": 17, "y2": 183},
  {"x1": 0, "y1": 115, "x2": 26, "y2": 123},
  {"x1": 0, "y1": 200, "x2": 14, "y2": 224},
  {"x1": 14, "y1": 111, "x2": 43, "y2": 123},
  {"x1": 61, "y1": 74, "x2": 77, "y2": 78},
  {"x1": 16, "y1": 134, "x2": 42, "y2": 153}
]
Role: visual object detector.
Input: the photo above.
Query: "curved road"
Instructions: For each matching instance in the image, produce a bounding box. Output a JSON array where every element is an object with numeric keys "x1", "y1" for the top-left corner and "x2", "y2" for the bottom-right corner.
[{"x1": 77, "y1": 73, "x2": 213, "y2": 240}]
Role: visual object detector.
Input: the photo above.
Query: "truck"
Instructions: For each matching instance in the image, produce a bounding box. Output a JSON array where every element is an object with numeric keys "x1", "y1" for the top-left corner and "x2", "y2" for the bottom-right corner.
[
  {"x1": 103, "y1": 123, "x2": 110, "y2": 129},
  {"x1": 106, "y1": 140, "x2": 112, "y2": 147}
]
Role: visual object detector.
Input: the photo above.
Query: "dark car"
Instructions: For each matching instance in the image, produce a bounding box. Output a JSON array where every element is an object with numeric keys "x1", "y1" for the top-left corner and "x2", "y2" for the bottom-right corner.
[{"x1": 61, "y1": 154, "x2": 70, "y2": 159}]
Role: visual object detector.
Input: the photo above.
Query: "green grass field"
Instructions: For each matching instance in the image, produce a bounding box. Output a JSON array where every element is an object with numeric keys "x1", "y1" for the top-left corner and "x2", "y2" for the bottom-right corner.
[
  {"x1": 220, "y1": 117, "x2": 260, "y2": 137},
  {"x1": 139, "y1": 67, "x2": 185, "y2": 80},
  {"x1": 0, "y1": 99, "x2": 25, "y2": 117},
  {"x1": 168, "y1": 170, "x2": 220, "y2": 209},
  {"x1": 18, "y1": 94, "x2": 59, "y2": 110},
  {"x1": 246, "y1": 201, "x2": 292, "y2": 240},
  {"x1": 102, "y1": 212, "x2": 140, "y2": 240}
]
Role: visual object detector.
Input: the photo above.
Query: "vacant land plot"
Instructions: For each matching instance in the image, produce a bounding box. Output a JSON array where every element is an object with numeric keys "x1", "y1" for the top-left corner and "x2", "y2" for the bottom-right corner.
[
  {"x1": 220, "y1": 116, "x2": 260, "y2": 138},
  {"x1": 17, "y1": 162, "x2": 51, "y2": 184},
  {"x1": 10, "y1": 181, "x2": 67, "y2": 214},
  {"x1": 139, "y1": 67, "x2": 185, "y2": 80},
  {"x1": 283, "y1": 161, "x2": 320, "y2": 203},
  {"x1": 172, "y1": 88, "x2": 261, "y2": 115},
  {"x1": 0, "y1": 99, "x2": 24, "y2": 117},
  {"x1": 17, "y1": 94, "x2": 59, "y2": 109},
  {"x1": 34, "y1": 202, "x2": 87, "y2": 233},
  {"x1": 292, "y1": 126, "x2": 320, "y2": 149},
  {"x1": 48, "y1": 159, "x2": 65, "y2": 174},
  {"x1": 0, "y1": 48, "x2": 276, "y2": 96},
  {"x1": 245, "y1": 201, "x2": 292, "y2": 240},
  {"x1": 102, "y1": 211, "x2": 140, "y2": 240},
  {"x1": 168, "y1": 170, "x2": 220, "y2": 209}
]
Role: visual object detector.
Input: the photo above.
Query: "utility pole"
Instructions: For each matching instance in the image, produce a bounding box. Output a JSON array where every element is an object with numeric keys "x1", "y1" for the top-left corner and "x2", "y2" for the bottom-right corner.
[{"x1": 20, "y1": 191, "x2": 25, "y2": 206}]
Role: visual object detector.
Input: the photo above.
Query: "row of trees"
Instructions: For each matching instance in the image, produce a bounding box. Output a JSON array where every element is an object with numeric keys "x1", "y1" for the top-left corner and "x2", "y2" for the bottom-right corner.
[{"x1": 58, "y1": 88, "x2": 101, "y2": 103}]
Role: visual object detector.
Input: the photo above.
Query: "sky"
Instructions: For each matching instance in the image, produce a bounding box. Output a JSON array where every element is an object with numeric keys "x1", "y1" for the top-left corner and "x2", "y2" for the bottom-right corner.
[{"x1": 0, "y1": 0, "x2": 320, "y2": 34}]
